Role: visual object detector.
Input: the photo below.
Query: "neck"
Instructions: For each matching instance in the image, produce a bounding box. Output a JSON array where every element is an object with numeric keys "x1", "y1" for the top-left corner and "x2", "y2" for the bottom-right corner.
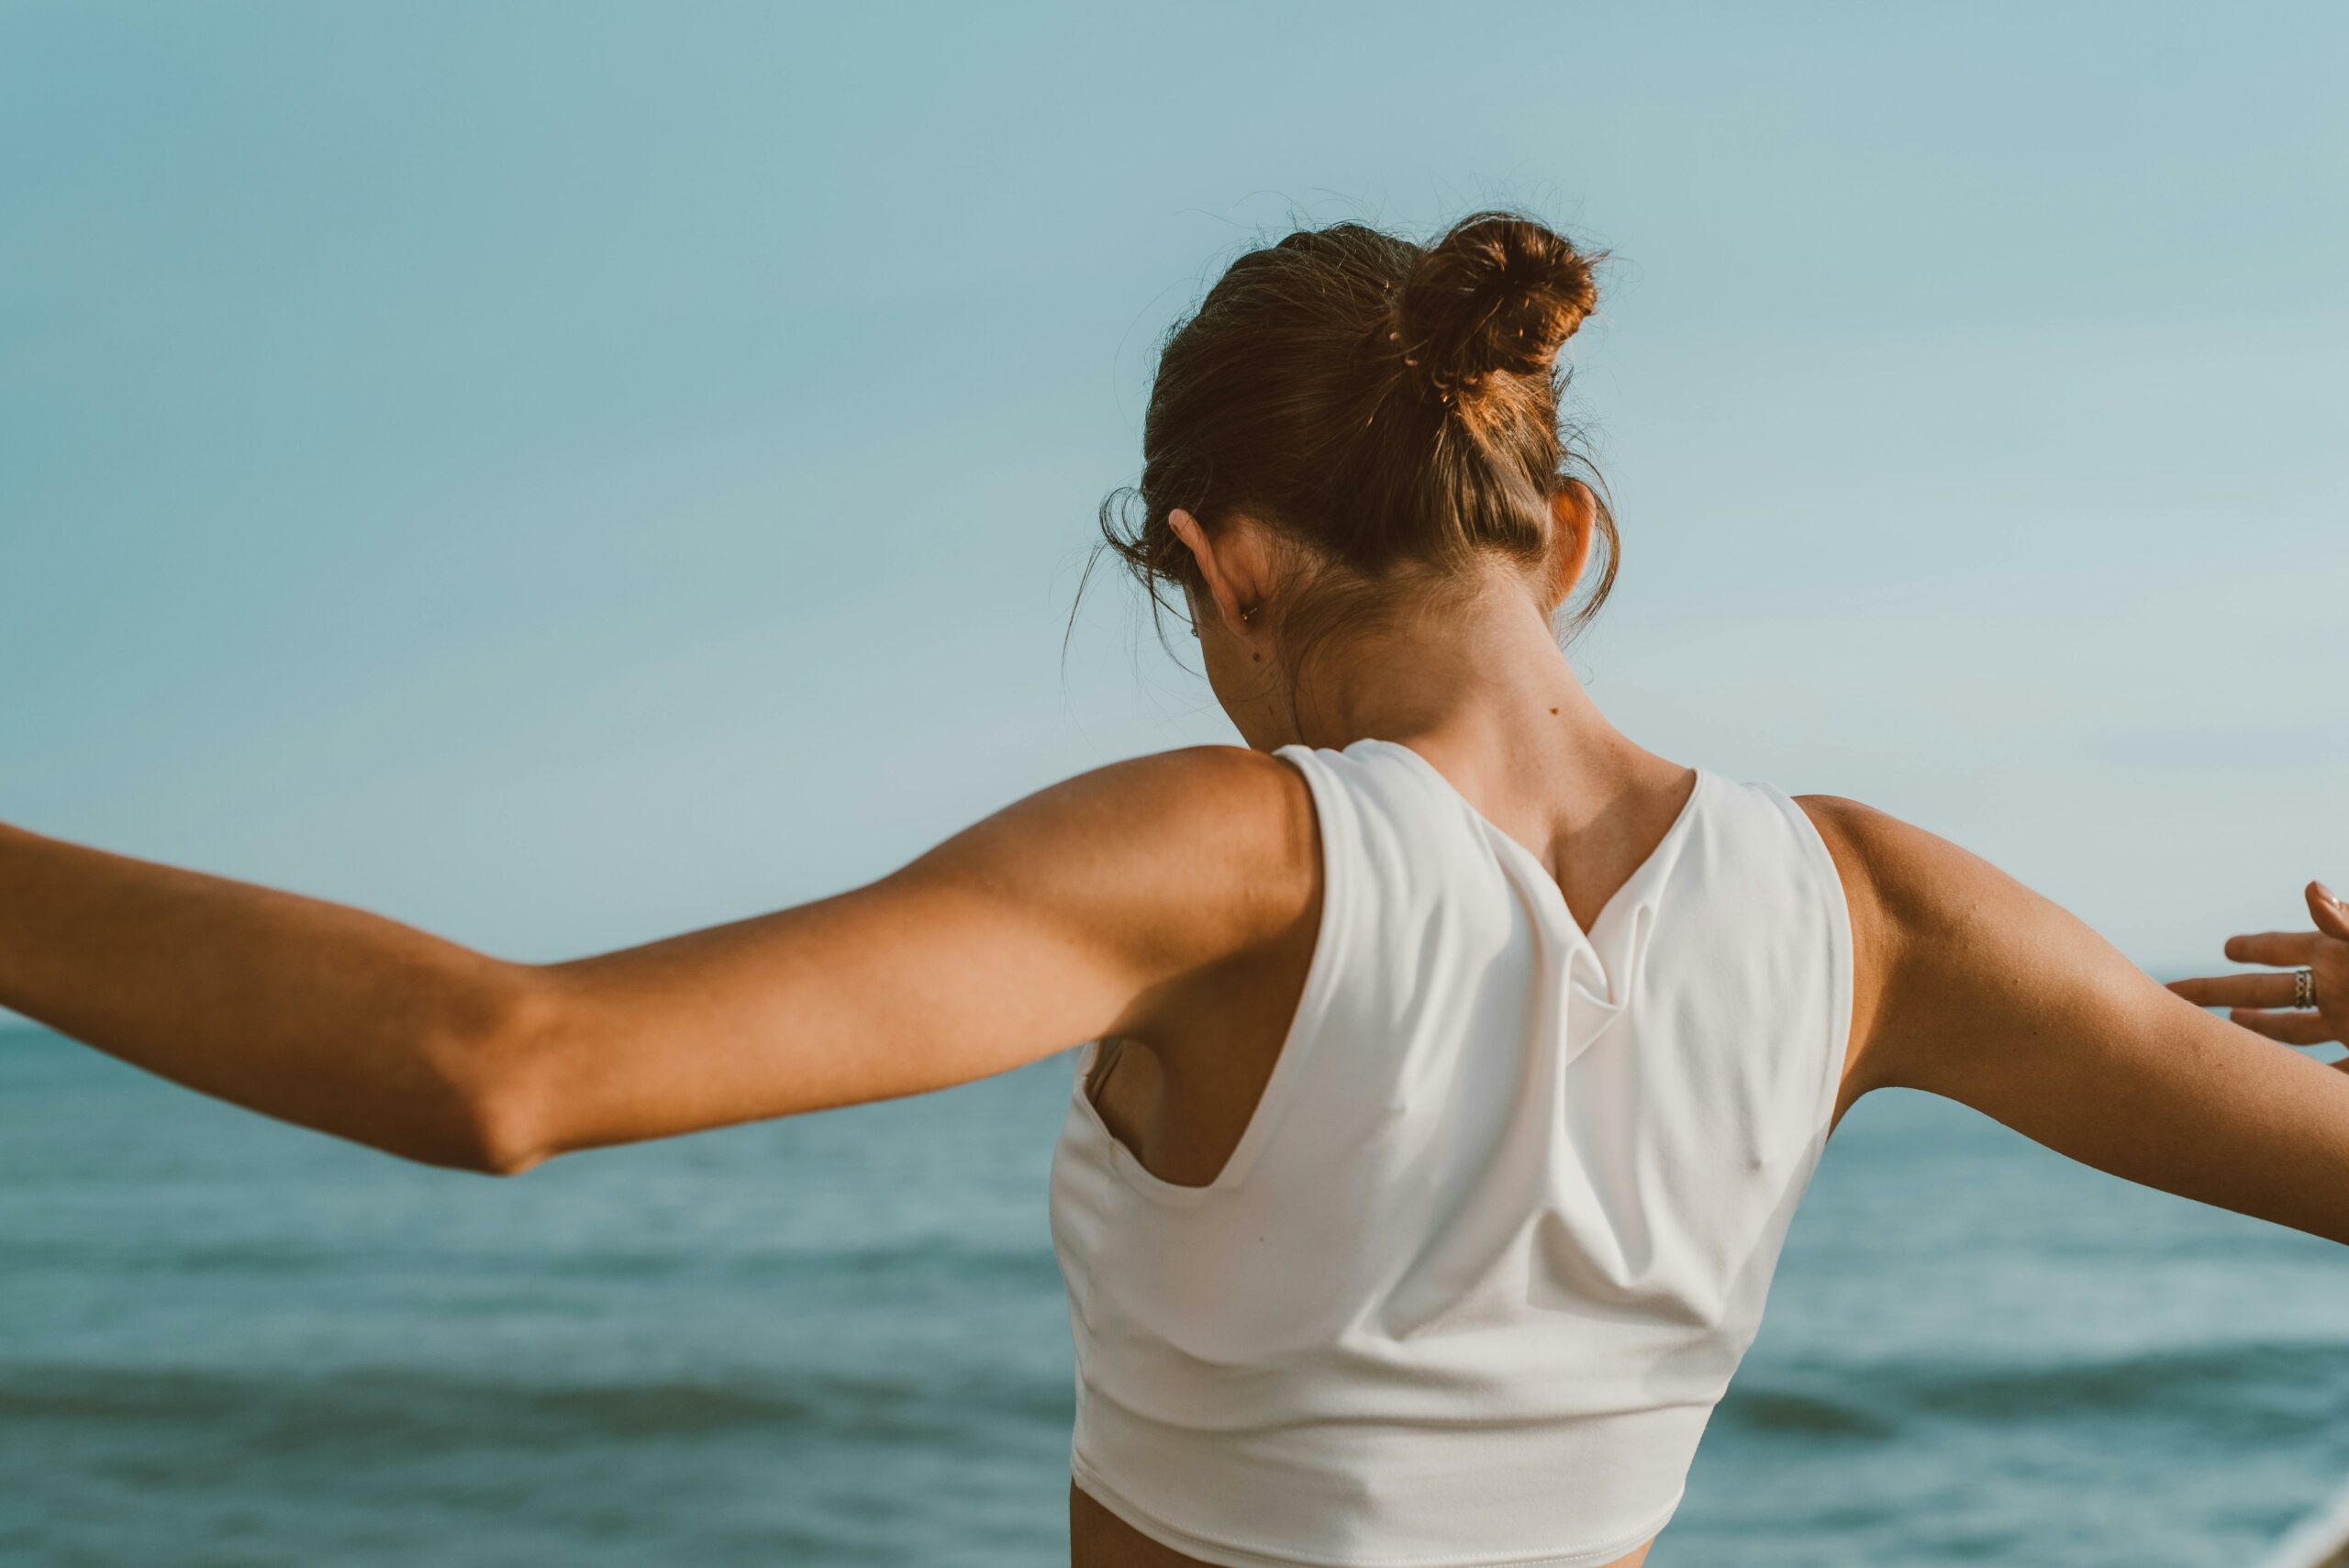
[{"x1": 1286, "y1": 570, "x2": 1672, "y2": 822}]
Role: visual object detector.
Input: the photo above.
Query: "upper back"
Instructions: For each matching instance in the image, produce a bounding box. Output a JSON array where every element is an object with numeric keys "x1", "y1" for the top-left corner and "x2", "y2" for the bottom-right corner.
[{"x1": 1048, "y1": 736, "x2": 1854, "y2": 1568}]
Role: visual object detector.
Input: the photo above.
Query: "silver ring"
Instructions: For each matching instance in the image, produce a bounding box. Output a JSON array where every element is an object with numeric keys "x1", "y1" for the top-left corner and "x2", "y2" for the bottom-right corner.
[{"x1": 2295, "y1": 967, "x2": 2318, "y2": 1009}]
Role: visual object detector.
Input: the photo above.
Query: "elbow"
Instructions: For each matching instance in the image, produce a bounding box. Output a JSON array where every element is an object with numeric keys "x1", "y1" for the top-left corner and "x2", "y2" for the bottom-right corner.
[
  {"x1": 426, "y1": 962, "x2": 562, "y2": 1178},
  {"x1": 406, "y1": 1125, "x2": 543, "y2": 1179},
  {"x1": 470, "y1": 1139, "x2": 549, "y2": 1180},
  {"x1": 461, "y1": 1099, "x2": 550, "y2": 1178}
]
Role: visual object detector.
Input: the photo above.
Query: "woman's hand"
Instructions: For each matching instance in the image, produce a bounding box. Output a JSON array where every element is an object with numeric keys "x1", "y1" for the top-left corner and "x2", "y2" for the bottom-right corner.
[{"x1": 2165, "y1": 882, "x2": 2349, "y2": 1051}]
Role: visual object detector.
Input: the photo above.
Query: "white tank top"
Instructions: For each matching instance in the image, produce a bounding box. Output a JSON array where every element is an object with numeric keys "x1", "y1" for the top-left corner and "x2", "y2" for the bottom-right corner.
[{"x1": 1047, "y1": 736, "x2": 1853, "y2": 1568}]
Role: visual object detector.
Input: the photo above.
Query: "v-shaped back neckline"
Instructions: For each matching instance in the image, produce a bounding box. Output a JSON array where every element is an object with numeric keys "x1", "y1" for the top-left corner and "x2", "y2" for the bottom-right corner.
[{"x1": 1360, "y1": 737, "x2": 1708, "y2": 947}]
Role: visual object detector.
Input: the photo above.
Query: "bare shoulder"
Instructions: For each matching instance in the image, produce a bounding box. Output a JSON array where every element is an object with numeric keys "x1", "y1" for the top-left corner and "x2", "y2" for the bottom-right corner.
[
  {"x1": 889, "y1": 743, "x2": 1321, "y2": 977},
  {"x1": 1791, "y1": 792, "x2": 2031, "y2": 931},
  {"x1": 1790, "y1": 790, "x2": 2170, "y2": 1100},
  {"x1": 1789, "y1": 793, "x2": 2070, "y2": 1098},
  {"x1": 1793, "y1": 791, "x2": 1951, "y2": 872}
]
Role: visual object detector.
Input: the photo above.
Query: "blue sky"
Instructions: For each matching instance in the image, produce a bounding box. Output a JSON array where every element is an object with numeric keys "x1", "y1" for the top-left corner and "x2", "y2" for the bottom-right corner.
[{"x1": 3, "y1": 1, "x2": 2343, "y2": 997}]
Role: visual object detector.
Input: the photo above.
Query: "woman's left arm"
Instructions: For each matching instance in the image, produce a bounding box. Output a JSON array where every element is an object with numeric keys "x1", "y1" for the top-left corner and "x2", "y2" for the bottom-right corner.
[
  {"x1": 0, "y1": 743, "x2": 1317, "y2": 1176},
  {"x1": 1800, "y1": 795, "x2": 2349, "y2": 1248}
]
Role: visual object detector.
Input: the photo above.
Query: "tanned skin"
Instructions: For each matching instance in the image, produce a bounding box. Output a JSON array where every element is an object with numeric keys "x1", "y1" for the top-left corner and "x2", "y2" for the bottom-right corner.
[{"x1": 4, "y1": 486, "x2": 2333, "y2": 1568}]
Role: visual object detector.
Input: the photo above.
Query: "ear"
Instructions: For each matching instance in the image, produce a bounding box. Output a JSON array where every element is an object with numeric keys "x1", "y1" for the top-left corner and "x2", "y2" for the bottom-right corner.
[
  {"x1": 1166, "y1": 507, "x2": 1271, "y2": 635},
  {"x1": 1542, "y1": 481, "x2": 1598, "y2": 613}
]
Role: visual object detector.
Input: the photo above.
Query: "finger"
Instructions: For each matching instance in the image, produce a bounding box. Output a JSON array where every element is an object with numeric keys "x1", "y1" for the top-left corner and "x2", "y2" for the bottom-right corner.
[
  {"x1": 2229, "y1": 1007, "x2": 2341, "y2": 1046},
  {"x1": 2170, "y1": 973, "x2": 2303, "y2": 1007},
  {"x1": 2310, "y1": 883, "x2": 2349, "y2": 944},
  {"x1": 2224, "y1": 931, "x2": 2320, "y2": 966}
]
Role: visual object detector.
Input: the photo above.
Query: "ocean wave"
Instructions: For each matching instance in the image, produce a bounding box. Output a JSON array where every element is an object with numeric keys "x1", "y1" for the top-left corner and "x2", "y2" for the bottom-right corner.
[
  {"x1": 0, "y1": 1362, "x2": 1076, "y2": 1451},
  {"x1": 1720, "y1": 1339, "x2": 2349, "y2": 1443}
]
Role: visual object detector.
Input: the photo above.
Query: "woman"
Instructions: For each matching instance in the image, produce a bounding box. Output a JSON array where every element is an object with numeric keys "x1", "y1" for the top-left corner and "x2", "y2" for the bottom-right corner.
[{"x1": 6, "y1": 210, "x2": 2344, "y2": 1568}]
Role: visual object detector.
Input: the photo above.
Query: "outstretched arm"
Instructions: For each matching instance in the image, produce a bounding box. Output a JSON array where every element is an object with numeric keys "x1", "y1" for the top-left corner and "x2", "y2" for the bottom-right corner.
[
  {"x1": 0, "y1": 745, "x2": 1318, "y2": 1176},
  {"x1": 1802, "y1": 796, "x2": 2349, "y2": 1248}
]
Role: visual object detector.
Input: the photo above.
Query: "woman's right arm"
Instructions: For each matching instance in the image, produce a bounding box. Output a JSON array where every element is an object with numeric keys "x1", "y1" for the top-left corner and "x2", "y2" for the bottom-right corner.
[
  {"x1": 1799, "y1": 795, "x2": 2349, "y2": 1247},
  {"x1": 0, "y1": 744, "x2": 1319, "y2": 1175}
]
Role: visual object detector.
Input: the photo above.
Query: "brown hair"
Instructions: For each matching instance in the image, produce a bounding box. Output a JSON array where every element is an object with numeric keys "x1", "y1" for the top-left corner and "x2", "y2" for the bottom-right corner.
[{"x1": 1088, "y1": 207, "x2": 1619, "y2": 697}]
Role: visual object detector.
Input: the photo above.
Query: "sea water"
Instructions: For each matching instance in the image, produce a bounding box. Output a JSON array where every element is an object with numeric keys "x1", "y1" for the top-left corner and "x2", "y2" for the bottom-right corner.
[{"x1": 4, "y1": 1025, "x2": 2343, "y2": 1566}]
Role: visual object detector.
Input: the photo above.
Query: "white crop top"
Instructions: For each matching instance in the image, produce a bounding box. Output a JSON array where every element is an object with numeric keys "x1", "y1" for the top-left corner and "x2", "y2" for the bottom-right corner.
[{"x1": 1047, "y1": 737, "x2": 1853, "y2": 1568}]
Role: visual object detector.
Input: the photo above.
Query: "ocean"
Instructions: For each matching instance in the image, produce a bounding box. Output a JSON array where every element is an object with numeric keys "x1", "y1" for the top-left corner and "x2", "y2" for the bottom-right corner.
[{"x1": 4, "y1": 1024, "x2": 2343, "y2": 1566}]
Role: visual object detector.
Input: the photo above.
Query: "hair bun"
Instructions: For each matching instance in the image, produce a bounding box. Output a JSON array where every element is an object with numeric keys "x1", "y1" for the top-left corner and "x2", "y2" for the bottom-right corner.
[{"x1": 1395, "y1": 210, "x2": 1598, "y2": 406}]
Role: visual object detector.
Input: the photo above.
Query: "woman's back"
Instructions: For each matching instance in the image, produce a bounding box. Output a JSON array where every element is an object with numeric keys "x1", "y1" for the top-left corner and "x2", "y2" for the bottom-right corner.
[
  {"x1": 1052, "y1": 737, "x2": 1852, "y2": 1568},
  {"x1": 12, "y1": 204, "x2": 2339, "y2": 1568}
]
